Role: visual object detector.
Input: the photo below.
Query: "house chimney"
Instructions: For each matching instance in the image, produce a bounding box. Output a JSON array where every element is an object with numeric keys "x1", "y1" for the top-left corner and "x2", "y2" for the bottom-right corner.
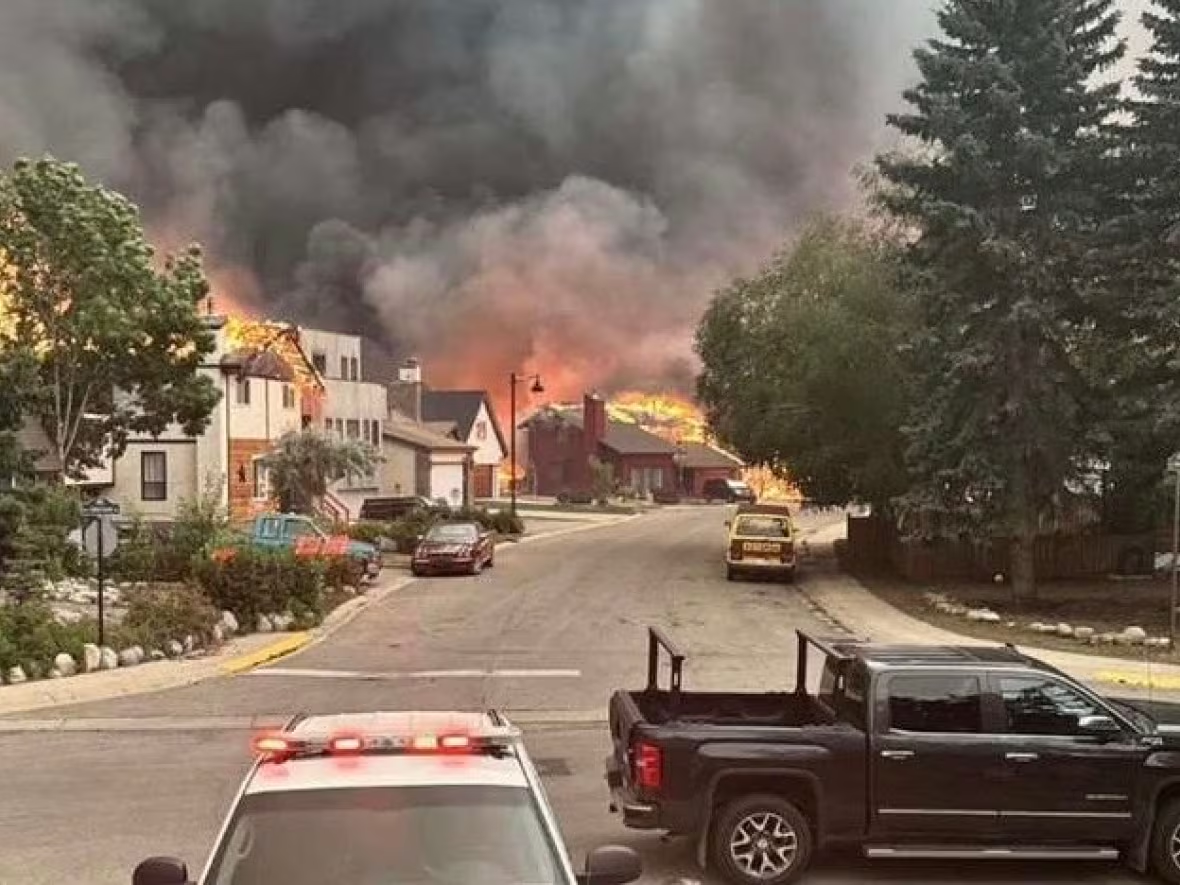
[
  {"x1": 390, "y1": 357, "x2": 423, "y2": 421},
  {"x1": 583, "y1": 392, "x2": 606, "y2": 452}
]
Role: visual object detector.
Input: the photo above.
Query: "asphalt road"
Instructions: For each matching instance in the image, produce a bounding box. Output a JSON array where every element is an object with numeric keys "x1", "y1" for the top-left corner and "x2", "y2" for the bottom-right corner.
[{"x1": 0, "y1": 507, "x2": 1153, "y2": 885}]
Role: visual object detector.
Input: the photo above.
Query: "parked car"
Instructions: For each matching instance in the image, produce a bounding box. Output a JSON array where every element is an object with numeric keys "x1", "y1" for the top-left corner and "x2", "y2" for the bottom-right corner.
[
  {"x1": 702, "y1": 478, "x2": 756, "y2": 504},
  {"x1": 606, "y1": 626, "x2": 1180, "y2": 885},
  {"x1": 411, "y1": 521, "x2": 495, "y2": 576},
  {"x1": 213, "y1": 513, "x2": 380, "y2": 579},
  {"x1": 359, "y1": 495, "x2": 440, "y2": 522},
  {"x1": 724, "y1": 503, "x2": 796, "y2": 582},
  {"x1": 132, "y1": 710, "x2": 642, "y2": 885}
]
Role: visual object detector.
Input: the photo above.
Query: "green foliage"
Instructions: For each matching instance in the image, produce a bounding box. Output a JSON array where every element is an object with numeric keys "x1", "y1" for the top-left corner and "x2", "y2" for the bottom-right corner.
[
  {"x1": 120, "y1": 584, "x2": 221, "y2": 650},
  {"x1": 589, "y1": 456, "x2": 615, "y2": 505},
  {"x1": 873, "y1": 0, "x2": 1126, "y2": 598},
  {"x1": 0, "y1": 485, "x2": 83, "y2": 601},
  {"x1": 695, "y1": 215, "x2": 912, "y2": 509},
  {"x1": 348, "y1": 506, "x2": 523, "y2": 554},
  {"x1": 0, "y1": 157, "x2": 221, "y2": 478},
  {"x1": 346, "y1": 520, "x2": 389, "y2": 545},
  {"x1": 265, "y1": 429, "x2": 379, "y2": 514},
  {"x1": 192, "y1": 548, "x2": 326, "y2": 629}
]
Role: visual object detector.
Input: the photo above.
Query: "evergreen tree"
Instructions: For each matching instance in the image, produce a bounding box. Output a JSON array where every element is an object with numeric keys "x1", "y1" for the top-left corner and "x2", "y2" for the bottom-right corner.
[{"x1": 877, "y1": 0, "x2": 1125, "y2": 600}]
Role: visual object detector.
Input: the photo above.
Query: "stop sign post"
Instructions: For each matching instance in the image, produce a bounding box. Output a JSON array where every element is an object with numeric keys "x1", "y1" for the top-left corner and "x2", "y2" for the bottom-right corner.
[{"x1": 81, "y1": 497, "x2": 120, "y2": 648}]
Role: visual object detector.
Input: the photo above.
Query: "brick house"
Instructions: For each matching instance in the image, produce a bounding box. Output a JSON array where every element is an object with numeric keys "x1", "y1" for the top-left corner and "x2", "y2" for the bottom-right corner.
[
  {"x1": 522, "y1": 394, "x2": 679, "y2": 496},
  {"x1": 678, "y1": 441, "x2": 745, "y2": 496}
]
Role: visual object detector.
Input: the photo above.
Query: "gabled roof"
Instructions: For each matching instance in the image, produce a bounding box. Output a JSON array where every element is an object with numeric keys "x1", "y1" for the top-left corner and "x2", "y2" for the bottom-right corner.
[
  {"x1": 421, "y1": 390, "x2": 507, "y2": 454},
  {"x1": 532, "y1": 407, "x2": 677, "y2": 456},
  {"x1": 383, "y1": 420, "x2": 475, "y2": 452},
  {"x1": 681, "y1": 441, "x2": 744, "y2": 470}
]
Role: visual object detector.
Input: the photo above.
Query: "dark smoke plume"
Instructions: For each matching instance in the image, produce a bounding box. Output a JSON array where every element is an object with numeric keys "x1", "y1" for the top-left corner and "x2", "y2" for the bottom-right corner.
[{"x1": 0, "y1": 0, "x2": 938, "y2": 400}]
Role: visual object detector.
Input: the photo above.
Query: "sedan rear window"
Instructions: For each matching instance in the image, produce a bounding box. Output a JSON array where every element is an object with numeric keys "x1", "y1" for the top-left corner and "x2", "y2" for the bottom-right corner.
[
  {"x1": 427, "y1": 523, "x2": 479, "y2": 542},
  {"x1": 206, "y1": 785, "x2": 568, "y2": 885}
]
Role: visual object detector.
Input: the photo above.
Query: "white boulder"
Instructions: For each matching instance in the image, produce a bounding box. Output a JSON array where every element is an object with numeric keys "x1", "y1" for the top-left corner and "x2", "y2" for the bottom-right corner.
[
  {"x1": 82, "y1": 643, "x2": 102, "y2": 673},
  {"x1": 1073, "y1": 627, "x2": 1095, "y2": 641},
  {"x1": 256, "y1": 614, "x2": 275, "y2": 633},
  {"x1": 220, "y1": 610, "x2": 239, "y2": 636},
  {"x1": 118, "y1": 647, "x2": 144, "y2": 667},
  {"x1": 98, "y1": 646, "x2": 118, "y2": 670},
  {"x1": 166, "y1": 640, "x2": 184, "y2": 658},
  {"x1": 1056, "y1": 624, "x2": 1073, "y2": 637},
  {"x1": 1123, "y1": 626, "x2": 1148, "y2": 645},
  {"x1": 53, "y1": 652, "x2": 77, "y2": 677},
  {"x1": 6, "y1": 666, "x2": 27, "y2": 684}
]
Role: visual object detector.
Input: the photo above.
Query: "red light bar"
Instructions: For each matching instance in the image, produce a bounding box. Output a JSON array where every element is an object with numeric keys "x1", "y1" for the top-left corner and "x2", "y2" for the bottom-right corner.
[
  {"x1": 253, "y1": 734, "x2": 295, "y2": 755},
  {"x1": 251, "y1": 725, "x2": 518, "y2": 759},
  {"x1": 329, "y1": 735, "x2": 364, "y2": 753}
]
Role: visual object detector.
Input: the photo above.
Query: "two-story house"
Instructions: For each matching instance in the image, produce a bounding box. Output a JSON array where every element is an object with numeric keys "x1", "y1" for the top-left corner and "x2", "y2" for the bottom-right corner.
[{"x1": 420, "y1": 390, "x2": 508, "y2": 500}]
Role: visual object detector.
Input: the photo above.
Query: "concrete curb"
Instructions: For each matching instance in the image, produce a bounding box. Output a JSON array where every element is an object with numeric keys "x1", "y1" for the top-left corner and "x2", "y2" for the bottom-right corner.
[{"x1": 220, "y1": 632, "x2": 314, "y2": 675}]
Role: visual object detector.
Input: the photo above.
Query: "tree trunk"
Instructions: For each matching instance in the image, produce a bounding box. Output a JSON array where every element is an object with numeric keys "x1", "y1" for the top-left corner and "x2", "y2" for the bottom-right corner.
[{"x1": 1009, "y1": 460, "x2": 1038, "y2": 604}]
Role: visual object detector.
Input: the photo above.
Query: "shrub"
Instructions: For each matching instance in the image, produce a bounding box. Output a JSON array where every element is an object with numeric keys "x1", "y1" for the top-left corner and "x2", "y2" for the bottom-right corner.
[
  {"x1": 193, "y1": 547, "x2": 327, "y2": 630},
  {"x1": 121, "y1": 583, "x2": 222, "y2": 650},
  {"x1": 321, "y1": 555, "x2": 367, "y2": 593},
  {"x1": 347, "y1": 520, "x2": 390, "y2": 545},
  {"x1": 488, "y1": 510, "x2": 525, "y2": 535}
]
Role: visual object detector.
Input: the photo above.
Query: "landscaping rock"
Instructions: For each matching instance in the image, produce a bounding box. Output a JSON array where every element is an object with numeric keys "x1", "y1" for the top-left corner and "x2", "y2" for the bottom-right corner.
[
  {"x1": 935, "y1": 601, "x2": 957, "y2": 614},
  {"x1": 1098, "y1": 632, "x2": 1117, "y2": 645},
  {"x1": 53, "y1": 652, "x2": 77, "y2": 677},
  {"x1": 1073, "y1": 627, "x2": 1095, "y2": 641},
  {"x1": 1056, "y1": 623, "x2": 1073, "y2": 637},
  {"x1": 1037, "y1": 624, "x2": 1058, "y2": 634},
  {"x1": 1005, "y1": 621, "x2": 1017, "y2": 629},
  {"x1": 272, "y1": 612, "x2": 296, "y2": 631},
  {"x1": 118, "y1": 646, "x2": 144, "y2": 667},
  {"x1": 6, "y1": 666, "x2": 27, "y2": 684},
  {"x1": 99, "y1": 646, "x2": 118, "y2": 670},
  {"x1": 1147, "y1": 637, "x2": 1172, "y2": 649},
  {"x1": 947, "y1": 604, "x2": 969, "y2": 616},
  {"x1": 967, "y1": 609, "x2": 1001, "y2": 623},
  {"x1": 82, "y1": 643, "x2": 102, "y2": 673},
  {"x1": 48, "y1": 668, "x2": 63, "y2": 679},
  {"x1": 183, "y1": 635, "x2": 195, "y2": 654},
  {"x1": 212, "y1": 624, "x2": 225, "y2": 644},
  {"x1": 220, "y1": 610, "x2": 239, "y2": 636},
  {"x1": 166, "y1": 640, "x2": 184, "y2": 658},
  {"x1": 1028, "y1": 621, "x2": 1045, "y2": 632},
  {"x1": 256, "y1": 614, "x2": 275, "y2": 633},
  {"x1": 149, "y1": 649, "x2": 166, "y2": 661}
]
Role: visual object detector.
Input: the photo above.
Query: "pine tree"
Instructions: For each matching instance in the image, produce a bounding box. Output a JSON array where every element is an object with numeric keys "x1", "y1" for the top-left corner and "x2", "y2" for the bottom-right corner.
[{"x1": 877, "y1": 0, "x2": 1125, "y2": 601}]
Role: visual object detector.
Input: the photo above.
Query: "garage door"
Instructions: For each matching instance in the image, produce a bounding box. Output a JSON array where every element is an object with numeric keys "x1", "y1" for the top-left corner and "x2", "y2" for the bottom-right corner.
[{"x1": 473, "y1": 464, "x2": 494, "y2": 498}]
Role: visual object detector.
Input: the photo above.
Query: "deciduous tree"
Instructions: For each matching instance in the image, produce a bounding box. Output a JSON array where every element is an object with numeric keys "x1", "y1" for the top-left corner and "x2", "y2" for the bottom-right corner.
[{"x1": 0, "y1": 157, "x2": 220, "y2": 478}]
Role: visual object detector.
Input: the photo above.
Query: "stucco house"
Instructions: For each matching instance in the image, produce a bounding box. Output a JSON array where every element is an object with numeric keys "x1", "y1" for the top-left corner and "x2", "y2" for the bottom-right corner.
[{"x1": 382, "y1": 414, "x2": 476, "y2": 506}]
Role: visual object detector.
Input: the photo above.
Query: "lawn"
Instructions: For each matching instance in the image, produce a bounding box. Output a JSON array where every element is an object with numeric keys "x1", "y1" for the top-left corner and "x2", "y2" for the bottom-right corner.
[{"x1": 859, "y1": 571, "x2": 1179, "y2": 661}]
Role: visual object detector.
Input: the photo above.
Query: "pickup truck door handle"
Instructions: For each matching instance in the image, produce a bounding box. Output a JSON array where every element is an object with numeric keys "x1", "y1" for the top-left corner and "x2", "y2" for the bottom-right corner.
[
  {"x1": 880, "y1": 749, "x2": 915, "y2": 760},
  {"x1": 1005, "y1": 752, "x2": 1039, "y2": 762}
]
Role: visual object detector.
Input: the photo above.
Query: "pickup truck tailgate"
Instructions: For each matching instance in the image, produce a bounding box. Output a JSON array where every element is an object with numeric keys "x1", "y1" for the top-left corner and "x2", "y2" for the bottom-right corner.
[{"x1": 606, "y1": 689, "x2": 645, "y2": 791}]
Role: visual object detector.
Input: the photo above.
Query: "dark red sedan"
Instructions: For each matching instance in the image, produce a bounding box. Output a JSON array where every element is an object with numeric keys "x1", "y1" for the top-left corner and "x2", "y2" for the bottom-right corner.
[{"x1": 410, "y1": 521, "x2": 496, "y2": 577}]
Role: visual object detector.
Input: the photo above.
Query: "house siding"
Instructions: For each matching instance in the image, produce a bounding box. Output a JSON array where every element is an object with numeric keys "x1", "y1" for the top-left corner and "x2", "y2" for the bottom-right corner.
[
  {"x1": 112, "y1": 440, "x2": 198, "y2": 520},
  {"x1": 468, "y1": 401, "x2": 505, "y2": 498}
]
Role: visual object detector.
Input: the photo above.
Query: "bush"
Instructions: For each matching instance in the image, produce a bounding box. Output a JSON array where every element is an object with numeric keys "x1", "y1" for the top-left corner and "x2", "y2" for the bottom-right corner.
[
  {"x1": 347, "y1": 520, "x2": 389, "y2": 545},
  {"x1": 487, "y1": 510, "x2": 524, "y2": 535},
  {"x1": 121, "y1": 583, "x2": 221, "y2": 650},
  {"x1": 321, "y1": 555, "x2": 367, "y2": 593},
  {"x1": 193, "y1": 547, "x2": 327, "y2": 630}
]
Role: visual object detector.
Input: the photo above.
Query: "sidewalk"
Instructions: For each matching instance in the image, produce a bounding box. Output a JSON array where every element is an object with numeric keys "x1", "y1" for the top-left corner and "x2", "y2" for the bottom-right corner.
[{"x1": 801, "y1": 522, "x2": 1180, "y2": 701}]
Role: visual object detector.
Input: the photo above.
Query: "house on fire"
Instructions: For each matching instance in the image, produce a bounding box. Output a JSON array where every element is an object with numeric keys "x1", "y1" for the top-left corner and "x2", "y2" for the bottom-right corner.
[{"x1": 522, "y1": 394, "x2": 680, "y2": 496}]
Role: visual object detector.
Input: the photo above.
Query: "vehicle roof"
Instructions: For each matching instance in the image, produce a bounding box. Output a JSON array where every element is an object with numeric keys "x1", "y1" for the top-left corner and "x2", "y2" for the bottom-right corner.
[
  {"x1": 833, "y1": 641, "x2": 1057, "y2": 673},
  {"x1": 245, "y1": 711, "x2": 529, "y2": 796}
]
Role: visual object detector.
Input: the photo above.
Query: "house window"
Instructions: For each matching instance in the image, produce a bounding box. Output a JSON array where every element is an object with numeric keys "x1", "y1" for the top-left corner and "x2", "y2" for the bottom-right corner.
[
  {"x1": 282, "y1": 384, "x2": 296, "y2": 409},
  {"x1": 252, "y1": 459, "x2": 269, "y2": 500},
  {"x1": 346, "y1": 419, "x2": 360, "y2": 439},
  {"x1": 340, "y1": 355, "x2": 349, "y2": 379},
  {"x1": 312, "y1": 352, "x2": 327, "y2": 375},
  {"x1": 324, "y1": 419, "x2": 333, "y2": 433},
  {"x1": 475, "y1": 421, "x2": 488, "y2": 441},
  {"x1": 141, "y1": 452, "x2": 167, "y2": 501},
  {"x1": 335, "y1": 418, "x2": 344, "y2": 437},
  {"x1": 350, "y1": 357, "x2": 359, "y2": 381},
  {"x1": 235, "y1": 377, "x2": 251, "y2": 405}
]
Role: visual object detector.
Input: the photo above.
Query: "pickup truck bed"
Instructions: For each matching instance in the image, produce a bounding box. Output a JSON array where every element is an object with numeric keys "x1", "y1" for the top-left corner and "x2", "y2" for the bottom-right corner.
[{"x1": 617, "y1": 689, "x2": 835, "y2": 728}]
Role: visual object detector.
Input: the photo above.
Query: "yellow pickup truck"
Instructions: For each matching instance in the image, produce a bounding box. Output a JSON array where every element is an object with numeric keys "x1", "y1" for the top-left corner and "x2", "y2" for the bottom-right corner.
[{"x1": 724, "y1": 503, "x2": 796, "y2": 582}]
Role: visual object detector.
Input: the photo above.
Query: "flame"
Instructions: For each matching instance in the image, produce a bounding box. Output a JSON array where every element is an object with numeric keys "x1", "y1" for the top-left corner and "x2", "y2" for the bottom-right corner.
[{"x1": 222, "y1": 316, "x2": 324, "y2": 396}]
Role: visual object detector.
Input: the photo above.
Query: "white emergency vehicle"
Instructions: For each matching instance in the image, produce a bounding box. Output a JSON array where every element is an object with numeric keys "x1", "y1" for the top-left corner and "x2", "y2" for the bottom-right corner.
[{"x1": 131, "y1": 710, "x2": 643, "y2": 885}]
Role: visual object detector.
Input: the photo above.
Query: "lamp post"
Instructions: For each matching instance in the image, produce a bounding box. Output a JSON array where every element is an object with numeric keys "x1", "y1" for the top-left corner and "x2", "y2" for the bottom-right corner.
[
  {"x1": 509, "y1": 372, "x2": 545, "y2": 517},
  {"x1": 1169, "y1": 453, "x2": 1180, "y2": 649}
]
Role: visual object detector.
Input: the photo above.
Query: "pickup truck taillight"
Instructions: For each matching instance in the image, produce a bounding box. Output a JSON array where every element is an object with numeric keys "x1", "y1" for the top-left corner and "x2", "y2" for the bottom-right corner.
[{"x1": 632, "y1": 741, "x2": 662, "y2": 791}]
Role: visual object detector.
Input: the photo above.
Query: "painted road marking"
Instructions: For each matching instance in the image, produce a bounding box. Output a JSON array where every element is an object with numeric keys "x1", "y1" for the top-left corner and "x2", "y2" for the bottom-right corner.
[
  {"x1": 0, "y1": 709, "x2": 608, "y2": 733},
  {"x1": 1095, "y1": 671, "x2": 1180, "y2": 690},
  {"x1": 249, "y1": 666, "x2": 582, "y2": 680}
]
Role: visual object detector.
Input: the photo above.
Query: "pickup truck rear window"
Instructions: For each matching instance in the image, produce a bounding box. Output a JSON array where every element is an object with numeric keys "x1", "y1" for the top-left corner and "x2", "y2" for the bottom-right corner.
[{"x1": 888, "y1": 675, "x2": 982, "y2": 734}]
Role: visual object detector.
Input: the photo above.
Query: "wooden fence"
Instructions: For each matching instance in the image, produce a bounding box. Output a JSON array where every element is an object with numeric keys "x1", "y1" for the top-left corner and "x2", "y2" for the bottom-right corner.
[{"x1": 846, "y1": 515, "x2": 1154, "y2": 581}]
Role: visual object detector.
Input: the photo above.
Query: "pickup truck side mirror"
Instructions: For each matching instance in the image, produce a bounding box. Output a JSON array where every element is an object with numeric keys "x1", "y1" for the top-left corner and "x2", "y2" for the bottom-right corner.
[
  {"x1": 1078, "y1": 714, "x2": 1121, "y2": 738},
  {"x1": 133, "y1": 857, "x2": 190, "y2": 885},
  {"x1": 577, "y1": 845, "x2": 641, "y2": 885}
]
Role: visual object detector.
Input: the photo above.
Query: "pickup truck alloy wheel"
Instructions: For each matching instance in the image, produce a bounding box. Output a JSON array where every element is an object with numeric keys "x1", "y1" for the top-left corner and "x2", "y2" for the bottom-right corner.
[{"x1": 710, "y1": 794, "x2": 812, "y2": 885}]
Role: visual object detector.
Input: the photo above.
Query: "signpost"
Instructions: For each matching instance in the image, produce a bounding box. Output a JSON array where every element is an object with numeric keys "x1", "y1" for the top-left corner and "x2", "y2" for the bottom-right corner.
[{"x1": 81, "y1": 497, "x2": 120, "y2": 648}]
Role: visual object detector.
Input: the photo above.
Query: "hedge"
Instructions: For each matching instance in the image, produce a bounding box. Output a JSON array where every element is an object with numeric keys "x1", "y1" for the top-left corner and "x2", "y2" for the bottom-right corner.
[{"x1": 192, "y1": 548, "x2": 327, "y2": 629}]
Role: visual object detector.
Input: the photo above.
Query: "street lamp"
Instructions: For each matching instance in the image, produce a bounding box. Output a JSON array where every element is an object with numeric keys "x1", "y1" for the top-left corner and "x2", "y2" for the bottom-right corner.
[
  {"x1": 1169, "y1": 452, "x2": 1180, "y2": 649},
  {"x1": 509, "y1": 372, "x2": 545, "y2": 516}
]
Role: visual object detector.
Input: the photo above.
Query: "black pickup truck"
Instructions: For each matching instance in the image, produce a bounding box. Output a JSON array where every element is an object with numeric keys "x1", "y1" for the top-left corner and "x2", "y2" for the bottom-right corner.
[{"x1": 605, "y1": 626, "x2": 1180, "y2": 885}]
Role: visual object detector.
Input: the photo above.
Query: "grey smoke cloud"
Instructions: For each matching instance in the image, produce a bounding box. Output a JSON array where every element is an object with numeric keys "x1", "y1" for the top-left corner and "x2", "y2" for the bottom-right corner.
[{"x1": 0, "y1": 0, "x2": 942, "y2": 398}]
